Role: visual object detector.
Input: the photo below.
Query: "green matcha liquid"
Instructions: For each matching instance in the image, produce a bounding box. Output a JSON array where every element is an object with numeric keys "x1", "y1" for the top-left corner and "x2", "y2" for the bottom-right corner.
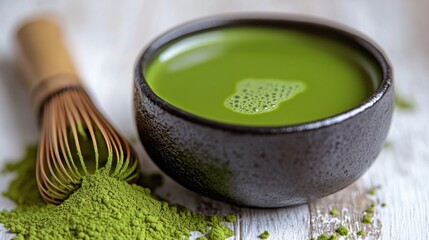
[{"x1": 146, "y1": 26, "x2": 381, "y2": 126}]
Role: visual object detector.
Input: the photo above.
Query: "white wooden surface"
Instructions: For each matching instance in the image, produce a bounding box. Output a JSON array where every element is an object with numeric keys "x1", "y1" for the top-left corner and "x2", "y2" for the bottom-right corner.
[{"x1": 1, "y1": 1, "x2": 428, "y2": 239}]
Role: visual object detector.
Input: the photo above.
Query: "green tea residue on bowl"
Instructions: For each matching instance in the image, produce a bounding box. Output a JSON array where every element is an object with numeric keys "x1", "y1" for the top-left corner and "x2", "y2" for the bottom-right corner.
[
  {"x1": 0, "y1": 146, "x2": 235, "y2": 240},
  {"x1": 224, "y1": 79, "x2": 305, "y2": 115}
]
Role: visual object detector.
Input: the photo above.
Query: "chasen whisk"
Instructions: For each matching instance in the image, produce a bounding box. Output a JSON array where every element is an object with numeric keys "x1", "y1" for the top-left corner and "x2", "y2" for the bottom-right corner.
[{"x1": 16, "y1": 19, "x2": 139, "y2": 204}]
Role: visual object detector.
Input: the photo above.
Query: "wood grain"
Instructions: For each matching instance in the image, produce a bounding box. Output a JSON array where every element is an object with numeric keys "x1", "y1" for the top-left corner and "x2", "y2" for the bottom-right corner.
[{"x1": 1, "y1": 1, "x2": 428, "y2": 239}]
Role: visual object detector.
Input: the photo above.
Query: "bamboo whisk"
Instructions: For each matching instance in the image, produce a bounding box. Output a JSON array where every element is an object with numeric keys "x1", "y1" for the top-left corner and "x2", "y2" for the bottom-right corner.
[{"x1": 17, "y1": 19, "x2": 139, "y2": 204}]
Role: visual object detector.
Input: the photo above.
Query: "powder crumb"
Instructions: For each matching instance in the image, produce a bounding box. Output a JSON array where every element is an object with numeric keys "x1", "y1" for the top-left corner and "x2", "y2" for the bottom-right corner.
[
  {"x1": 328, "y1": 234, "x2": 337, "y2": 240},
  {"x1": 336, "y1": 225, "x2": 349, "y2": 236},
  {"x1": 0, "y1": 147, "x2": 235, "y2": 240},
  {"x1": 225, "y1": 214, "x2": 237, "y2": 223},
  {"x1": 381, "y1": 202, "x2": 387, "y2": 208},
  {"x1": 258, "y1": 230, "x2": 270, "y2": 239},
  {"x1": 317, "y1": 233, "x2": 329, "y2": 240},
  {"x1": 208, "y1": 224, "x2": 234, "y2": 240},
  {"x1": 383, "y1": 141, "x2": 393, "y2": 149},
  {"x1": 362, "y1": 214, "x2": 374, "y2": 224},
  {"x1": 357, "y1": 230, "x2": 366, "y2": 236},
  {"x1": 394, "y1": 93, "x2": 414, "y2": 110},
  {"x1": 329, "y1": 208, "x2": 339, "y2": 216},
  {"x1": 368, "y1": 185, "x2": 382, "y2": 196},
  {"x1": 365, "y1": 204, "x2": 376, "y2": 214}
]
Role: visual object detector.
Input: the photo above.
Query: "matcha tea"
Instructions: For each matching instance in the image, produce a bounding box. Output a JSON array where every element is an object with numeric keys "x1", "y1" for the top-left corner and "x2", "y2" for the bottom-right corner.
[{"x1": 146, "y1": 26, "x2": 381, "y2": 126}]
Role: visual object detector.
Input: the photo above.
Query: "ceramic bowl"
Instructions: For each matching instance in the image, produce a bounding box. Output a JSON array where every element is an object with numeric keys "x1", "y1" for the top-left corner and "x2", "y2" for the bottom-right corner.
[{"x1": 133, "y1": 16, "x2": 393, "y2": 207}]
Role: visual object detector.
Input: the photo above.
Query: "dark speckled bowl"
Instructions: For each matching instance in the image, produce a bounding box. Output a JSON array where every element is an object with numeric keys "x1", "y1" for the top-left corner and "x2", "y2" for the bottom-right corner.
[{"x1": 134, "y1": 16, "x2": 393, "y2": 208}]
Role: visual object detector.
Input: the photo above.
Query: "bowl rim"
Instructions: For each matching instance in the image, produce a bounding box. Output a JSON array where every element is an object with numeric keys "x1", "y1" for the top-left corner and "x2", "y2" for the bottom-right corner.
[{"x1": 135, "y1": 14, "x2": 393, "y2": 134}]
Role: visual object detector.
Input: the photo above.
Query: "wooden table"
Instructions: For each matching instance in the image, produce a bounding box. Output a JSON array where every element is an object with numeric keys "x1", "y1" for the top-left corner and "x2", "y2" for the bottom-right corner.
[{"x1": 1, "y1": 1, "x2": 428, "y2": 239}]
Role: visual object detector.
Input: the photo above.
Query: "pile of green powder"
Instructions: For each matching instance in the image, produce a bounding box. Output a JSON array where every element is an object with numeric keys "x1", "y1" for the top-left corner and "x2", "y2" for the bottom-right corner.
[{"x1": 0, "y1": 147, "x2": 235, "y2": 239}]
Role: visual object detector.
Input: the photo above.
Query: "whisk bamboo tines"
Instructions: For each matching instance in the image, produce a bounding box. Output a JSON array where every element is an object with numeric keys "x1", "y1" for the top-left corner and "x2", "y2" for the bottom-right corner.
[{"x1": 17, "y1": 19, "x2": 139, "y2": 204}]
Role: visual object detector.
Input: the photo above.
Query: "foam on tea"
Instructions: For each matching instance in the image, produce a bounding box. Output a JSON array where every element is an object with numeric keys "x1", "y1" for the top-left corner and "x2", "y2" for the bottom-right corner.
[
  {"x1": 145, "y1": 26, "x2": 381, "y2": 126},
  {"x1": 224, "y1": 79, "x2": 305, "y2": 114}
]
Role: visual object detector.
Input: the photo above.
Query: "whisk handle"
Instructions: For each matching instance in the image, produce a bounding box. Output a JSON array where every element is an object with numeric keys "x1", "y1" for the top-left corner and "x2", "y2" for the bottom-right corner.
[{"x1": 16, "y1": 18, "x2": 82, "y2": 113}]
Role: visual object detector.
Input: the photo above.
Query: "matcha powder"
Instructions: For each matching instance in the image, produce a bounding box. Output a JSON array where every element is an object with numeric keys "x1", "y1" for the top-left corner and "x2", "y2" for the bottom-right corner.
[{"x1": 0, "y1": 147, "x2": 235, "y2": 240}]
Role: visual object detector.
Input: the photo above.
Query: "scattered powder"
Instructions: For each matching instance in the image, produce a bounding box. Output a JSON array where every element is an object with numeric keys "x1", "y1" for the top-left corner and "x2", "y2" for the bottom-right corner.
[
  {"x1": 313, "y1": 233, "x2": 338, "y2": 240},
  {"x1": 314, "y1": 184, "x2": 385, "y2": 239},
  {"x1": 362, "y1": 214, "x2": 374, "y2": 224},
  {"x1": 329, "y1": 208, "x2": 339, "y2": 216},
  {"x1": 357, "y1": 230, "x2": 366, "y2": 236},
  {"x1": 368, "y1": 185, "x2": 382, "y2": 196},
  {"x1": 335, "y1": 225, "x2": 349, "y2": 236},
  {"x1": 394, "y1": 92, "x2": 414, "y2": 110},
  {"x1": 328, "y1": 234, "x2": 337, "y2": 240},
  {"x1": 316, "y1": 233, "x2": 329, "y2": 240},
  {"x1": 1, "y1": 146, "x2": 40, "y2": 205},
  {"x1": 258, "y1": 230, "x2": 270, "y2": 239},
  {"x1": 0, "y1": 146, "x2": 235, "y2": 239},
  {"x1": 383, "y1": 141, "x2": 393, "y2": 149},
  {"x1": 365, "y1": 204, "x2": 376, "y2": 214},
  {"x1": 207, "y1": 225, "x2": 234, "y2": 240},
  {"x1": 225, "y1": 215, "x2": 237, "y2": 223}
]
